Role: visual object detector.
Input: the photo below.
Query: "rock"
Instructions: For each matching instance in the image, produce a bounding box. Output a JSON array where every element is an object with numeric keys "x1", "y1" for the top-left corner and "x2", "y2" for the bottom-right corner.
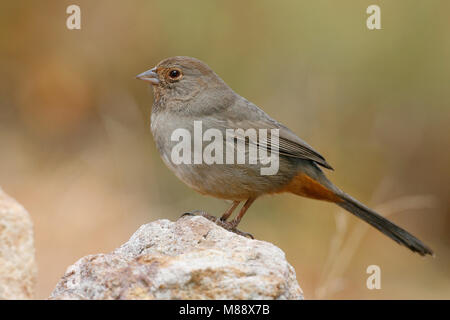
[
  {"x1": 50, "y1": 215, "x2": 303, "y2": 300},
  {"x1": 0, "y1": 188, "x2": 37, "y2": 299}
]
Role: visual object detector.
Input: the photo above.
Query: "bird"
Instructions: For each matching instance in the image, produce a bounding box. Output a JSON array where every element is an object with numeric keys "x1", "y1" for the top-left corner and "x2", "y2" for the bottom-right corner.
[{"x1": 136, "y1": 56, "x2": 433, "y2": 256}]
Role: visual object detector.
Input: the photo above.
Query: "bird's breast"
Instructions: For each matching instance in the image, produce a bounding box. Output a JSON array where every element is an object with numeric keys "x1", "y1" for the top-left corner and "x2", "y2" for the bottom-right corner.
[{"x1": 150, "y1": 109, "x2": 299, "y2": 200}]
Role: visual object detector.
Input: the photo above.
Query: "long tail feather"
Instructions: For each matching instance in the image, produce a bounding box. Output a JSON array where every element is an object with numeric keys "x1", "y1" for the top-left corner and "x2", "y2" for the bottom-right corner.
[{"x1": 337, "y1": 192, "x2": 433, "y2": 256}]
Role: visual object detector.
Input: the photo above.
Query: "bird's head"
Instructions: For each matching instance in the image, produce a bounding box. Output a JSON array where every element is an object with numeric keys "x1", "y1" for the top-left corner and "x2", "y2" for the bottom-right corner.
[{"x1": 136, "y1": 56, "x2": 232, "y2": 108}]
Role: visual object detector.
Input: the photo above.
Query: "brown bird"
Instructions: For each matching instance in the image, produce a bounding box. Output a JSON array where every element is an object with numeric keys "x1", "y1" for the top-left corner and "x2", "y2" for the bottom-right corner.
[{"x1": 137, "y1": 56, "x2": 433, "y2": 256}]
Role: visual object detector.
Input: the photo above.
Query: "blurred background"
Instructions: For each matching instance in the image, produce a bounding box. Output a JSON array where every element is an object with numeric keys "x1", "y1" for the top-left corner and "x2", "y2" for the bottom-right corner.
[{"x1": 0, "y1": 0, "x2": 449, "y2": 299}]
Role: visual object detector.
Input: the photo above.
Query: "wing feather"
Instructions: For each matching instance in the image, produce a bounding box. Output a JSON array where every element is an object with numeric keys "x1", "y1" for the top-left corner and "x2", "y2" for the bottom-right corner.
[{"x1": 212, "y1": 99, "x2": 333, "y2": 170}]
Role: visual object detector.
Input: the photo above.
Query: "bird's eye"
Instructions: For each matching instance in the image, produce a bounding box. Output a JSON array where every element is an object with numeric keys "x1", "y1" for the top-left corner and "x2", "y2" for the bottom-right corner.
[{"x1": 168, "y1": 69, "x2": 182, "y2": 80}]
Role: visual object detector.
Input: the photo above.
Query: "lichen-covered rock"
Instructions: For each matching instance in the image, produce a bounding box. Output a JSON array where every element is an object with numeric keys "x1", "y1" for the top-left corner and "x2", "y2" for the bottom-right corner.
[
  {"x1": 50, "y1": 215, "x2": 303, "y2": 300},
  {"x1": 0, "y1": 188, "x2": 37, "y2": 299}
]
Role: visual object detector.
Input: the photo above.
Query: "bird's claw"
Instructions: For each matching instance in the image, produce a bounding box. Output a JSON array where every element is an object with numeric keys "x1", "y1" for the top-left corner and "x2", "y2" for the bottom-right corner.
[
  {"x1": 180, "y1": 211, "x2": 254, "y2": 239},
  {"x1": 180, "y1": 210, "x2": 204, "y2": 218}
]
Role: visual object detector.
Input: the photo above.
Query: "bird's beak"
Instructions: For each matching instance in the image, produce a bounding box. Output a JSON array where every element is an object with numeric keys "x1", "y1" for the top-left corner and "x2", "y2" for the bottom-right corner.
[{"x1": 136, "y1": 67, "x2": 160, "y2": 85}]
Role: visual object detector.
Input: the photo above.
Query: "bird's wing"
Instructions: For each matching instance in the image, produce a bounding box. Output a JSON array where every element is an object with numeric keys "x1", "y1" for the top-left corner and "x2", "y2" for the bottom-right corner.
[
  {"x1": 274, "y1": 124, "x2": 333, "y2": 169},
  {"x1": 214, "y1": 98, "x2": 333, "y2": 170}
]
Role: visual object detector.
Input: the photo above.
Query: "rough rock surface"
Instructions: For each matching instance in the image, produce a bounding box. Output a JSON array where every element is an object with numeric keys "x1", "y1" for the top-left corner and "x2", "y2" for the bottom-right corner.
[
  {"x1": 50, "y1": 215, "x2": 303, "y2": 300},
  {"x1": 0, "y1": 188, "x2": 37, "y2": 299}
]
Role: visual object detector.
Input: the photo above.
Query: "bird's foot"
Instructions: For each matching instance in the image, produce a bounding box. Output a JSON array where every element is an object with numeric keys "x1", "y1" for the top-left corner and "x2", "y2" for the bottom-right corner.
[{"x1": 180, "y1": 211, "x2": 254, "y2": 239}]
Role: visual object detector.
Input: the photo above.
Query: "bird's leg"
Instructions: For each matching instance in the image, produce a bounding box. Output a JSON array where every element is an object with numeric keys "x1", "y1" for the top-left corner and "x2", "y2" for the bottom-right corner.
[
  {"x1": 229, "y1": 197, "x2": 256, "y2": 229},
  {"x1": 180, "y1": 199, "x2": 255, "y2": 239},
  {"x1": 220, "y1": 201, "x2": 240, "y2": 221},
  {"x1": 180, "y1": 200, "x2": 239, "y2": 223}
]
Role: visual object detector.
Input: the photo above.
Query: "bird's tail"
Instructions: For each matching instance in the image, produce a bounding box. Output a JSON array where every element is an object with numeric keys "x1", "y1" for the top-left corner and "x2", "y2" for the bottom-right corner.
[
  {"x1": 285, "y1": 169, "x2": 433, "y2": 256},
  {"x1": 336, "y1": 191, "x2": 433, "y2": 256}
]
